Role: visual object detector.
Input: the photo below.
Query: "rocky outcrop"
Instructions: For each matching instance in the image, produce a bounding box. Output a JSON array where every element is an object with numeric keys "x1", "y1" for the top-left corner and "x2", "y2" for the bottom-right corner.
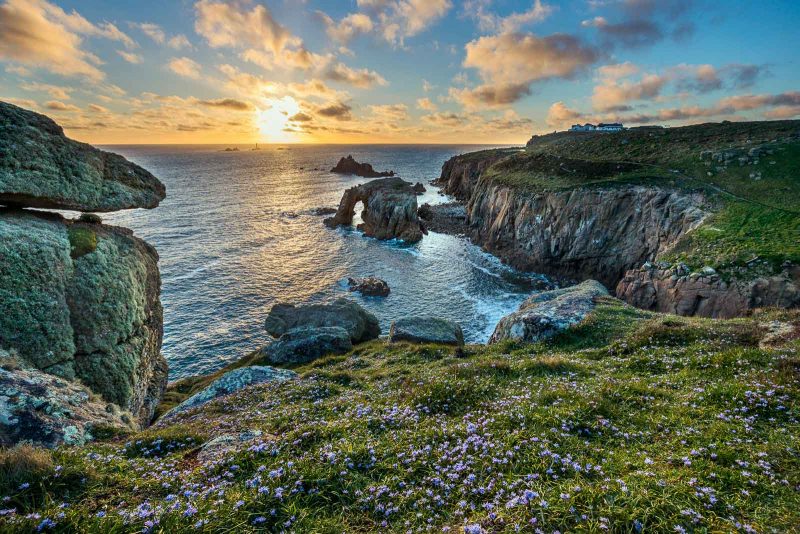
[
  {"x1": 0, "y1": 101, "x2": 166, "y2": 212},
  {"x1": 163, "y1": 366, "x2": 297, "y2": 419},
  {"x1": 348, "y1": 276, "x2": 391, "y2": 297},
  {"x1": 412, "y1": 182, "x2": 426, "y2": 195},
  {"x1": 265, "y1": 298, "x2": 381, "y2": 343},
  {"x1": 616, "y1": 262, "x2": 800, "y2": 318},
  {"x1": 262, "y1": 326, "x2": 353, "y2": 365},
  {"x1": 436, "y1": 150, "x2": 516, "y2": 201},
  {"x1": 418, "y1": 202, "x2": 468, "y2": 235},
  {"x1": 330, "y1": 155, "x2": 395, "y2": 178},
  {"x1": 490, "y1": 280, "x2": 608, "y2": 344},
  {"x1": 0, "y1": 352, "x2": 136, "y2": 448},
  {"x1": 0, "y1": 209, "x2": 167, "y2": 424},
  {"x1": 388, "y1": 317, "x2": 465, "y2": 346},
  {"x1": 465, "y1": 182, "x2": 709, "y2": 288},
  {"x1": 325, "y1": 177, "x2": 424, "y2": 242}
]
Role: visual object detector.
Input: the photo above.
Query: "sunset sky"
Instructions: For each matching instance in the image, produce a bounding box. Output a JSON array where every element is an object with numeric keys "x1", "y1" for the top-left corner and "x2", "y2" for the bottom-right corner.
[{"x1": 1, "y1": 0, "x2": 798, "y2": 144}]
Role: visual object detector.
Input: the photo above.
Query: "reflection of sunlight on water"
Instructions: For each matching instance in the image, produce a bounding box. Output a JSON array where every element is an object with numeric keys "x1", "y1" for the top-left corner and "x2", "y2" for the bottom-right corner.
[{"x1": 103, "y1": 143, "x2": 529, "y2": 379}]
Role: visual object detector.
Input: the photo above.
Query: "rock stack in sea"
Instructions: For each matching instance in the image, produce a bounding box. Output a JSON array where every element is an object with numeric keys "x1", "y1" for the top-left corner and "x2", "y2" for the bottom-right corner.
[{"x1": 0, "y1": 101, "x2": 168, "y2": 447}]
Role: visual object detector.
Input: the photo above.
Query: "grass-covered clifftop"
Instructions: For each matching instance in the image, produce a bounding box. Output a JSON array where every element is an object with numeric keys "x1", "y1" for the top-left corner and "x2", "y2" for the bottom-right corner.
[
  {"x1": 3, "y1": 299, "x2": 799, "y2": 532},
  {"x1": 472, "y1": 120, "x2": 800, "y2": 279}
]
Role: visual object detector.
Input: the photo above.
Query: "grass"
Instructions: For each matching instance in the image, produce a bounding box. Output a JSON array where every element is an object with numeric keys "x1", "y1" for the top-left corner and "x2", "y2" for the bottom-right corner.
[
  {"x1": 2, "y1": 301, "x2": 799, "y2": 532},
  {"x1": 66, "y1": 226, "x2": 97, "y2": 259}
]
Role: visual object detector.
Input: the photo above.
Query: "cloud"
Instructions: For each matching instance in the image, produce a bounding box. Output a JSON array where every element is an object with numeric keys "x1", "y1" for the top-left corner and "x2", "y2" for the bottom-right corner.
[
  {"x1": 199, "y1": 98, "x2": 254, "y2": 111},
  {"x1": 764, "y1": 106, "x2": 800, "y2": 120},
  {"x1": 466, "y1": 0, "x2": 555, "y2": 33},
  {"x1": 315, "y1": 101, "x2": 353, "y2": 120},
  {"x1": 358, "y1": 0, "x2": 452, "y2": 45},
  {"x1": 581, "y1": 16, "x2": 662, "y2": 48},
  {"x1": 324, "y1": 63, "x2": 388, "y2": 88},
  {"x1": 0, "y1": 0, "x2": 105, "y2": 80},
  {"x1": 592, "y1": 73, "x2": 669, "y2": 111},
  {"x1": 194, "y1": 0, "x2": 314, "y2": 71},
  {"x1": 20, "y1": 81, "x2": 74, "y2": 100},
  {"x1": 718, "y1": 92, "x2": 800, "y2": 111},
  {"x1": 450, "y1": 83, "x2": 532, "y2": 109},
  {"x1": 133, "y1": 22, "x2": 191, "y2": 49},
  {"x1": 117, "y1": 50, "x2": 143, "y2": 64},
  {"x1": 416, "y1": 97, "x2": 437, "y2": 111},
  {"x1": 458, "y1": 32, "x2": 599, "y2": 107},
  {"x1": 168, "y1": 56, "x2": 201, "y2": 79},
  {"x1": 422, "y1": 112, "x2": 469, "y2": 127},
  {"x1": 45, "y1": 100, "x2": 80, "y2": 112},
  {"x1": 464, "y1": 32, "x2": 599, "y2": 86},
  {"x1": 369, "y1": 104, "x2": 409, "y2": 121},
  {"x1": 485, "y1": 110, "x2": 534, "y2": 130},
  {"x1": 289, "y1": 112, "x2": 313, "y2": 122},
  {"x1": 87, "y1": 103, "x2": 109, "y2": 113},
  {"x1": 546, "y1": 101, "x2": 582, "y2": 128},
  {"x1": 318, "y1": 11, "x2": 374, "y2": 43},
  {"x1": 2, "y1": 97, "x2": 38, "y2": 109}
]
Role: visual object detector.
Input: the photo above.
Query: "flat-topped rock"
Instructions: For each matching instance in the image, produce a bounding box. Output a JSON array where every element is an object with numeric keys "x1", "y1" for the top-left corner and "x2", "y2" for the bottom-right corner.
[
  {"x1": 265, "y1": 298, "x2": 381, "y2": 343},
  {"x1": 490, "y1": 280, "x2": 609, "y2": 344},
  {"x1": 388, "y1": 317, "x2": 465, "y2": 346},
  {"x1": 0, "y1": 101, "x2": 166, "y2": 212},
  {"x1": 324, "y1": 177, "x2": 424, "y2": 242},
  {"x1": 331, "y1": 155, "x2": 395, "y2": 178}
]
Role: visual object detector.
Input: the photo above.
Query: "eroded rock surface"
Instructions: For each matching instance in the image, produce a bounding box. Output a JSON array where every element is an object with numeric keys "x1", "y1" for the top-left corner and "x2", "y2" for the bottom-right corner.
[
  {"x1": 163, "y1": 366, "x2": 297, "y2": 419},
  {"x1": 0, "y1": 352, "x2": 136, "y2": 448},
  {"x1": 324, "y1": 177, "x2": 424, "y2": 242},
  {"x1": 490, "y1": 280, "x2": 608, "y2": 344},
  {"x1": 262, "y1": 326, "x2": 353, "y2": 365},
  {"x1": 616, "y1": 263, "x2": 800, "y2": 318},
  {"x1": 264, "y1": 298, "x2": 381, "y2": 343},
  {"x1": 0, "y1": 101, "x2": 166, "y2": 212},
  {"x1": 388, "y1": 317, "x2": 465, "y2": 346},
  {"x1": 330, "y1": 155, "x2": 395, "y2": 178},
  {"x1": 0, "y1": 209, "x2": 167, "y2": 424}
]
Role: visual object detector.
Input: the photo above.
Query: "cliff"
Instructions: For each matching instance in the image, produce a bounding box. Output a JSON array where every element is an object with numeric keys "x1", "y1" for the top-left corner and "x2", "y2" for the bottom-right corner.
[
  {"x1": 0, "y1": 103, "x2": 168, "y2": 444},
  {"x1": 437, "y1": 120, "x2": 800, "y2": 317}
]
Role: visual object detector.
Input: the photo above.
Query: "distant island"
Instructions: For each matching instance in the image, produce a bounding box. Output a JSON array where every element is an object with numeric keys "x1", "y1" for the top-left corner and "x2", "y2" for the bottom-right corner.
[{"x1": 330, "y1": 155, "x2": 395, "y2": 177}]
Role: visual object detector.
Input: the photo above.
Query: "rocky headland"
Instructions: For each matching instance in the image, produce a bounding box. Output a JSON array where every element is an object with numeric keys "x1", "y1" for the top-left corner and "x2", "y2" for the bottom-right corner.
[
  {"x1": 324, "y1": 176, "x2": 425, "y2": 242},
  {"x1": 435, "y1": 120, "x2": 800, "y2": 318}
]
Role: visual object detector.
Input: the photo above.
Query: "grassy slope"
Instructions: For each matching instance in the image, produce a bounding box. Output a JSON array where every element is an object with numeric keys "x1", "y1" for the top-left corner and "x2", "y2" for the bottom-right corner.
[
  {"x1": 3, "y1": 301, "x2": 799, "y2": 533},
  {"x1": 477, "y1": 121, "x2": 800, "y2": 278}
]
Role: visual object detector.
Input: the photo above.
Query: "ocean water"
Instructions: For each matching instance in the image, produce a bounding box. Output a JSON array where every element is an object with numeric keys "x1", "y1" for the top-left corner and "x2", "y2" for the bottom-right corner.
[{"x1": 103, "y1": 144, "x2": 546, "y2": 380}]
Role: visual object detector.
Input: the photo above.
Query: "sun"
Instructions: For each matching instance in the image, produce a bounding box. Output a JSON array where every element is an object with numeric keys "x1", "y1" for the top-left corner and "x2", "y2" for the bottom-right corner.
[{"x1": 255, "y1": 96, "x2": 301, "y2": 142}]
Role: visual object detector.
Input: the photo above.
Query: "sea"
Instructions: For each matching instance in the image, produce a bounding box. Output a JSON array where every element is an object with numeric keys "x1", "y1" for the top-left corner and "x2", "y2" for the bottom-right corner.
[{"x1": 102, "y1": 144, "x2": 547, "y2": 380}]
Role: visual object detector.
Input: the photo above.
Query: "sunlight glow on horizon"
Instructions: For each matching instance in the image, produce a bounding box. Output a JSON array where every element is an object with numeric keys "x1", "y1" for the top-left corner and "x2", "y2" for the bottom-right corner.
[{"x1": 256, "y1": 96, "x2": 300, "y2": 143}]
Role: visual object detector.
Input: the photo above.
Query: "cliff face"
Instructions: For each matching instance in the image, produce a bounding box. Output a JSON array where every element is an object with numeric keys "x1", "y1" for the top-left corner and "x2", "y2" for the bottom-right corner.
[
  {"x1": 464, "y1": 180, "x2": 708, "y2": 288},
  {"x1": 616, "y1": 263, "x2": 800, "y2": 318},
  {"x1": 435, "y1": 150, "x2": 515, "y2": 201},
  {"x1": 0, "y1": 209, "x2": 167, "y2": 425}
]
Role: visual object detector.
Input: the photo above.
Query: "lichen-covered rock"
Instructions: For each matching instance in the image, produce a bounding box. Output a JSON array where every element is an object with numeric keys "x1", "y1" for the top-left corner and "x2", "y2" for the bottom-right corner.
[
  {"x1": 0, "y1": 353, "x2": 136, "y2": 448},
  {"x1": 262, "y1": 326, "x2": 353, "y2": 365},
  {"x1": 324, "y1": 177, "x2": 424, "y2": 242},
  {"x1": 264, "y1": 298, "x2": 381, "y2": 343},
  {"x1": 163, "y1": 366, "x2": 297, "y2": 419},
  {"x1": 388, "y1": 317, "x2": 465, "y2": 346},
  {"x1": 348, "y1": 276, "x2": 391, "y2": 297},
  {"x1": 490, "y1": 280, "x2": 609, "y2": 344},
  {"x1": 0, "y1": 209, "x2": 167, "y2": 424},
  {"x1": 0, "y1": 101, "x2": 166, "y2": 212},
  {"x1": 616, "y1": 263, "x2": 800, "y2": 318}
]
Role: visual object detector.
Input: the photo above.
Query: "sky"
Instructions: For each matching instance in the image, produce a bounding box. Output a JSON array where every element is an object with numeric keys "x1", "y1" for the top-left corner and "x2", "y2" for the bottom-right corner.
[{"x1": 0, "y1": 0, "x2": 799, "y2": 144}]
